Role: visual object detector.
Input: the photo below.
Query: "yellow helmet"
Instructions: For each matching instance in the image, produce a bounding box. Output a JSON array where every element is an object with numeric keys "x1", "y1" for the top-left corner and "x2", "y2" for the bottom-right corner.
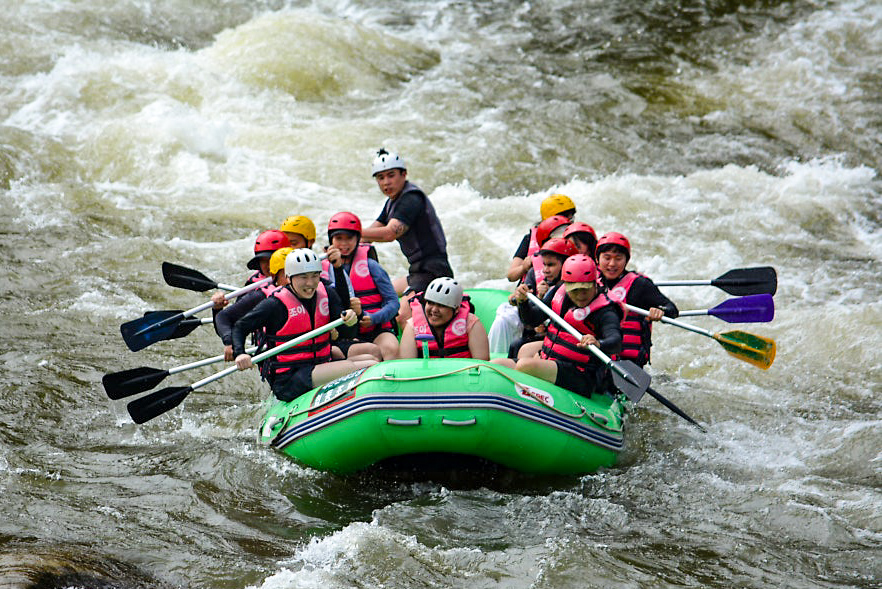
[
  {"x1": 279, "y1": 215, "x2": 316, "y2": 242},
  {"x1": 269, "y1": 247, "x2": 293, "y2": 277},
  {"x1": 540, "y1": 194, "x2": 576, "y2": 220}
]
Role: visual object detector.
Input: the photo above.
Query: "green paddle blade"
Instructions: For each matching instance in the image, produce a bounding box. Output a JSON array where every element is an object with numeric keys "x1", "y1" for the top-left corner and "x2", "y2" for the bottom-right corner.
[
  {"x1": 714, "y1": 330, "x2": 776, "y2": 370},
  {"x1": 127, "y1": 386, "x2": 193, "y2": 424}
]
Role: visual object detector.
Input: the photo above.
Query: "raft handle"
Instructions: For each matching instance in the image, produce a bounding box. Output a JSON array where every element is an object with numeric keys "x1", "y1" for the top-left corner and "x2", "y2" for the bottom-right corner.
[
  {"x1": 386, "y1": 417, "x2": 421, "y2": 426},
  {"x1": 441, "y1": 417, "x2": 477, "y2": 427}
]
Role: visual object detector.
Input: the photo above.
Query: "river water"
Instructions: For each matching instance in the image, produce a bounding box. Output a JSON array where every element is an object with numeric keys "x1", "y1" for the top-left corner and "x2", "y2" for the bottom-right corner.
[{"x1": 1, "y1": 1, "x2": 879, "y2": 587}]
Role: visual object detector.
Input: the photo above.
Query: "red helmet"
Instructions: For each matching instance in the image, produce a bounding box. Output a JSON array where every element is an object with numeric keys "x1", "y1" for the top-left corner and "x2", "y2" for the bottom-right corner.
[
  {"x1": 327, "y1": 211, "x2": 362, "y2": 238},
  {"x1": 248, "y1": 230, "x2": 291, "y2": 270},
  {"x1": 595, "y1": 232, "x2": 631, "y2": 260},
  {"x1": 538, "y1": 237, "x2": 578, "y2": 259},
  {"x1": 561, "y1": 254, "x2": 598, "y2": 283},
  {"x1": 535, "y1": 215, "x2": 572, "y2": 246},
  {"x1": 563, "y1": 222, "x2": 596, "y2": 241}
]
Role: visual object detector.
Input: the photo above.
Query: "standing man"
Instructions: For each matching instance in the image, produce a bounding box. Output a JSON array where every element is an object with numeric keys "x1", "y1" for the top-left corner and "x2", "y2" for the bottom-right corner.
[{"x1": 361, "y1": 148, "x2": 453, "y2": 297}]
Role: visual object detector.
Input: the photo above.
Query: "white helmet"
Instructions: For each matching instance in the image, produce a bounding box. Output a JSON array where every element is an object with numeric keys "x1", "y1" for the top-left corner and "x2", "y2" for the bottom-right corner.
[
  {"x1": 285, "y1": 248, "x2": 322, "y2": 277},
  {"x1": 371, "y1": 148, "x2": 406, "y2": 176},
  {"x1": 424, "y1": 277, "x2": 463, "y2": 309}
]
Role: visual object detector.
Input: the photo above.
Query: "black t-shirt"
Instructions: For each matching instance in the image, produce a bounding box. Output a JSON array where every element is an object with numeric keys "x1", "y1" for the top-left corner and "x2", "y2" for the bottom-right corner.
[
  {"x1": 601, "y1": 272, "x2": 679, "y2": 318},
  {"x1": 376, "y1": 182, "x2": 448, "y2": 264},
  {"x1": 231, "y1": 280, "x2": 349, "y2": 357},
  {"x1": 512, "y1": 232, "x2": 531, "y2": 259}
]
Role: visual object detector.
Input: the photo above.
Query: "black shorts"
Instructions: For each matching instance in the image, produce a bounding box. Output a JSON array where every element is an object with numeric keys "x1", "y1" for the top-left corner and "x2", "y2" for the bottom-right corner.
[
  {"x1": 271, "y1": 365, "x2": 314, "y2": 402},
  {"x1": 553, "y1": 360, "x2": 602, "y2": 398},
  {"x1": 407, "y1": 256, "x2": 454, "y2": 293}
]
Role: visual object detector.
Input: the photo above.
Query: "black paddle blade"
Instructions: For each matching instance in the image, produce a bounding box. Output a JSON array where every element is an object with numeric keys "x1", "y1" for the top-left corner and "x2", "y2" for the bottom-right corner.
[
  {"x1": 610, "y1": 360, "x2": 651, "y2": 404},
  {"x1": 127, "y1": 386, "x2": 193, "y2": 424},
  {"x1": 712, "y1": 266, "x2": 777, "y2": 296},
  {"x1": 103, "y1": 366, "x2": 170, "y2": 399},
  {"x1": 120, "y1": 311, "x2": 183, "y2": 352},
  {"x1": 169, "y1": 317, "x2": 205, "y2": 340},
  {"x1": 143, "y1": 312, "x2": 204, "y2": 340},
  {"x1": 162, "y1": 262, "x2": 219, "y2": 292},
  {"x1": 645, "y1": 386, "x2": 706, "y2": 432}
]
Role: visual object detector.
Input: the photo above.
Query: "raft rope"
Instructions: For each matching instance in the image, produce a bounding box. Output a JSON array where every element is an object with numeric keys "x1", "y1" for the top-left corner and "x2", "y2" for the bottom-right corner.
[{"x1": 303, "y1": 363, "x2": 591, "y2": 420}]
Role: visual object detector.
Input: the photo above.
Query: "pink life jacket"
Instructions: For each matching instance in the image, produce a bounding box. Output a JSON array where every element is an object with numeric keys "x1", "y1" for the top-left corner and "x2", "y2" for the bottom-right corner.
[
  {"x1": 263, "y1": 283, "x2": 331, "y2": 375},
  {"x1": 527, "y1": 225, "x2": 544, "y2": 283},
  {"x1": 409, "y1": 296, "x2": 473, "y2": 358},
  {"x1": 539, "y1": 284, "x2": 619, "y2": 369},
  {"x1": 346, "y1": 244, "x2": 395, "y2": 335},
  {"x1": 603, "y1": 271, "x2": 652, "y2": 365}
]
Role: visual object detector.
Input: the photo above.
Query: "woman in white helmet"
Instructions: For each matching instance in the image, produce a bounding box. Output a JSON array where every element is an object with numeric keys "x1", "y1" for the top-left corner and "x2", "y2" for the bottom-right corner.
[
  {"x1": 231, "y1": 249, "x2": 377, "y2": 402},
  {"x1": 398, "y1": 277, "x2": 489, "y2": 361}
]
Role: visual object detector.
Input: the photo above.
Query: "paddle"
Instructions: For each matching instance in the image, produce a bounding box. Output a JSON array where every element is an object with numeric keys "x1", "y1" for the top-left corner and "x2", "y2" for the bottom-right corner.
[
  {"x1": 120, "y1": 277, "x2": 272, "y2": 352},
  {"x1": 526, "y1": 293, "x2": 651, "y2": 403},
  {"x1": 162, "y1": 262, "x2": 237, "y2": 292},
  {"x1": 126, "y1": 317, "x2": 345, "y2": 424},
  {"x1": 677, "y1": 294, "x2": 774, "y2": 323},
  {"x1": 655, "y1": 266, "x2": 777, "y2": 296},
  {"x1": 103, "y1": 345, "x2": 258, "y2": 400},
  {"x1": 527, "y1": 294, "x2": 705, "y2": 430},
  {"x1": 141, "y1": 312, "x2": 214, "y2": 339},
  {"x1": 626, "y1": 304, "x2": 776, "y2": 369}
]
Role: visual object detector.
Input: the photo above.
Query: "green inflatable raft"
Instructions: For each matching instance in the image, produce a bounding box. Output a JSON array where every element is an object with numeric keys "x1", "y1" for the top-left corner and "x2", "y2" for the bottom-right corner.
[{"x1": 257, "y1": 289, "x2": 630, "y2": 475}]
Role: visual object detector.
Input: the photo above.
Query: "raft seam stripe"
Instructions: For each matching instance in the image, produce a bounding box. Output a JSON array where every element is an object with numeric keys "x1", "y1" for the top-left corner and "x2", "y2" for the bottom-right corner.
[{"x1": 270, "y1": 392, "x2": 624, "y2": 451}]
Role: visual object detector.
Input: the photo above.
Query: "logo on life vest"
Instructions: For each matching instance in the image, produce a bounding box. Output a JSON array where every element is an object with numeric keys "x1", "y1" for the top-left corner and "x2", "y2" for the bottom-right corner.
[
  {"x1": 609, "y1": 286, "x2": 627, "y2": 303},
  {"x1": 289, "y1": 304, "x2": 306, "y2": 318},
  {"x1": 572, "y1": 307, "x2": 588, "y2": 321},
  {"x1": 451, "y1": 318, "x2": 468, "y2": 336},
  {"x1": 354, "y1": 260, "x2": 370, "y2": 278},
  {"x1": 319, "y1": 298, "x2": 330, "y2": 317}
]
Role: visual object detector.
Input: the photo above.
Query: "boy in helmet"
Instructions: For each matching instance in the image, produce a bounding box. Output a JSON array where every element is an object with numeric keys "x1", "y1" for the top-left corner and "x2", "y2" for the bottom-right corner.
[
  {"x1": 399, "y1": 277, "x2": 490, "y2": 360},
  {"x1": 211, "y1": 229, "x2": 291, "y2": 312},
  {"x1": 506, "y1": 194, "x2": 576, "y2": 283},
  {"x1": 322, "y1": 212, "x2": 399, "y2": 361},
  {"x1": 360, "y1": 148, "x2": 453, "y2": 296},
  {"x1": 507, "y1": 255, "x2": 623, "y2": 398},
  {"x1": 231, "y1": 249, "x2": 376, "y2": 402},
  {"x1": 214, "y1": 246, "x2": 292, "y2": 361},
  {"x1": 279, "y1": 215, "x2": 316, "y2": 249},
  {"x1": 595, "y1": 232, "x2": 678, "y2": 367}
]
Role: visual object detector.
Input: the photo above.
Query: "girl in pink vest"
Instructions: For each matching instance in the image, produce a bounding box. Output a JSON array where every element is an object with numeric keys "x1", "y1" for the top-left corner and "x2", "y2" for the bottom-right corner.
[
  {"x1": 231, "y1": 249, "x2": 376, "y2": 402},
  {"x1": 399, "y1": 278, "x2": 490, "y2": 361},
  {"x1": 595, "y1": 232, "x2": 679, "y2": 367}
]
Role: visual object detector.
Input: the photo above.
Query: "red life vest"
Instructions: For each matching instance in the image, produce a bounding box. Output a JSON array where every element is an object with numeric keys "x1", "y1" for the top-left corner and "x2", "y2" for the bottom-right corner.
[
  {"x1": 263, "y1": 283, "x2": 332, "y2": 376},
  {"x1": 409, "y1": 296, "x2": 473, "y2": 358},
  {"x1": 539, "y1": 284, "x2": 618, "y2": 369},
  {"x1": 603, "y1": 271, "x2": 652, "y2": 365},
  {"x1": 245, "y1": 271, "x2": 267, "y2": 285}
]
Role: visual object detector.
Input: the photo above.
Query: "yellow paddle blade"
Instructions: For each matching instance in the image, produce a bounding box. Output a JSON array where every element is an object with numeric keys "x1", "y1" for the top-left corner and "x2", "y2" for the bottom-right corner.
[{"x1": 713, "y1": 330, "x2": 776, "y2": 370}]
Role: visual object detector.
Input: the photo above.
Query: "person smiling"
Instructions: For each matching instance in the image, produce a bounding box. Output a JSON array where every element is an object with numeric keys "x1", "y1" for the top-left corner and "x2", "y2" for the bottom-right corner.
[
  {"x1": 398, "y1": 277, "x2": 489, "y2": 360},
  {"x1": 595, "y1": 232, "x2": 678, "y2": 367},
  {"x1": 322, "y1": 212, "x2": 399, "y2": 361},
  {"x1": 231, "y1": 249, "x2": 376, "y2": 402},
  {"x1": 510, "y1": 255, "x2": 623, "y2": 398}
]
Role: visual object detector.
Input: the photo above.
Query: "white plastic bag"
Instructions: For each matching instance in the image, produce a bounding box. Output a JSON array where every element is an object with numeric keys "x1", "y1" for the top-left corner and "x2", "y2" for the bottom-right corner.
[{"x1": 487, "y1": 302, "x2": 523, "y2": 355}]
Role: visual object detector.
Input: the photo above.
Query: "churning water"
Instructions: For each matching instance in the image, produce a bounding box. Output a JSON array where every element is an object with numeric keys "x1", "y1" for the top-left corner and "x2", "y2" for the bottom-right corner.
[{"x1": 0, "y1": 1, "x2": 879, "y2": 587}]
